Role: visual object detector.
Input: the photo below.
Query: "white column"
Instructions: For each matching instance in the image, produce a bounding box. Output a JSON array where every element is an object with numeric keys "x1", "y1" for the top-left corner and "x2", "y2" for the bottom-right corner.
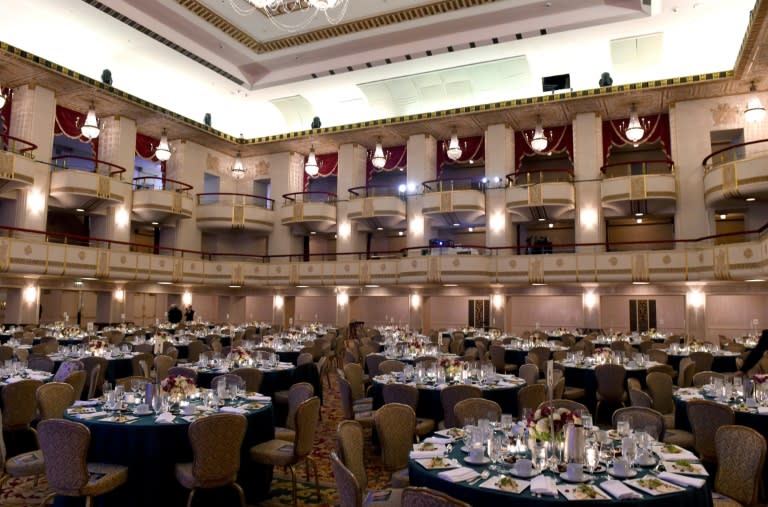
[
  {"x1": 573, "y1": 113, "x2": 605, "y2": 252},
  {"x1": 336, "y1": 143, "x2": 367, "y2": 258},
  {"x1": 485, "y1": 124, "x2": 514, "y2": 249},
  {"x1": 406, "y1": 134, "x2": 437, "y2": 251},
  {"x1": 165, "y1": 140, "x2": 205, "y2": 252},
  {"x1": 268, "y1": 152, "x2": 304, "y2": 257}
]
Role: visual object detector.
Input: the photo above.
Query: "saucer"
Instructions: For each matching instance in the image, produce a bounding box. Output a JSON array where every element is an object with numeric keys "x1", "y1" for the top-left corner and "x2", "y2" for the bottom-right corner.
[
  {"x1": 134, "y1": 409, "x2": 152, "y2": 416},
  {"x1": 636, "y1": 458, "x2": 657, "y2": 467},
  {"x1": 463, "y1": 455, "x2": 491, "y2": 465},
  {"x1": 607, "y1": 467, "x2": 637, "y2": 478},
  {"x1": 559, "y1": 472, "x2": 591, "y2": 483},
  {"x1": 509, "y1": 467, "x2": 540, "y2": 478}
]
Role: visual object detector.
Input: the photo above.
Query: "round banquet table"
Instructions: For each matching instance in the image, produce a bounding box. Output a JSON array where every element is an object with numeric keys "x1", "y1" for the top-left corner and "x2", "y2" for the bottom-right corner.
[
  {"x1": 409, "y1": 445, "x2": 713, "y2": 507},
  {"x1": 52, "y1": 354, "x2": 134, "y2": 386},
  {"x1": 663, "y1": 352, "x2": 740, "y2": 373},
  {"x1": 277, "y1": 350, "x2": 300, "y2": 365},
  {"x1": 371, "y1": 376, "x2": 524, "y2": 421},
  {"x1": 59, "y1": 401, "x2": 275, "y2": 507},
  {"x1": 193, "y1": 363, "x2": 295, "y2": 396}
]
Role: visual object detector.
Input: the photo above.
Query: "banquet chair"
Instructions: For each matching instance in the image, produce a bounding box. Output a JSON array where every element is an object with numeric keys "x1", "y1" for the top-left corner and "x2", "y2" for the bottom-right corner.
[
  {"x1": 517, "y1": 384, "x2": 546, "y2": 418},
  {"x1": 692, "y1": 371, "x2": 725, "y2": 387},
  {"x1": 131, "y1": 353, "x2": 153, "y2": 377},
  {"x1": 627, "y1": 378, "x2": 642, "y2": 392},
  {"x1": 529, "y1": 346, "x2": 551, "y2": 368},
  {"x1": 518, "y1": 363, "x2": 539, "y2": 386},
  {"x1": 677, "y1": 358, "x2": 695, "y2": 388},
  {"x1": 402, "y1": 486, "x2": 470, "y2": 507},
  {"x1": 612, "y1": 407, "x2": 664, "y2": 440},
  {"x1": 167, "y1": 366, "x2": 198, "y2": 383},
  {"x1": 36, "y1": 382, "x2": 75, "y2": 420},
  {"x1": 375, "y1": 402, "x2": 415, "y2": 488},
  {"x1": 712, "y1": 425, "x2": 766, "y2": 507},
  {"x1": 175, "y1": 413, "x2": 247, "y2": 507},
  {"x1": 27, "y1": 355, "x2": 54, "y2": 373},
  {"x1": 343, "y1": 363, "x2": 372, "y2": 404},
  {"x1": 0, "y1": 408, "x2": 47, "y2": 488},
  {"x1": 210, "y1": 374, "x2": 246, "y2": 394},
  {"x1": 378, "y1": 360, "x2": 406, "y2": 375},
  {"x1": 38, "y1": 419, "x2": 128, "y2": 507},
  {"x1": 250, "y1": 397, "x2": 321, "y2": 507},
  {"x1": 645, "y1": 371, "x2": 677, "y2": 427},
  {"x1": 132, "y1": 343, "x2": 153, "y2": 354},
  {"x1": 490, "y1": 344, "x2": 517, "y2": 374},
  {"x1": 165, "y1": 346, "x2": 180, "y2": 364},
  {"x1": 85, "y1": 365, "x2": 102, "y2": 400},
  {"x1": 154, "y1": 354, "x2": 175, "y2": 380},
  {"x1": 2, "y1": 379, "x2": 43, "y2": 457},
  {"x1": 439, "y1": 385, "x2": 482, "y2": 428},
  {"x1": 453, "y1": 398, "x2": 502, "y2": 426},
  {"x1": 82, "y1": 357, "x2": 108, "y2": 397},
  {"x1": 414, "y1": 356, "x2": 437, "y2": 369},
  {"x1": 629, "y1": 388, "x2": 653, "y2": 408},
  {"x1": 647, "y1": 363, "x2": 676, "y2": 380},
  {"x1": 275, "y1": 382, "x2": 314, "y2": 442},
  {"x1": 330, "y1": 451, "x2": 402, "y2": 507},
  {"x1": 231, "y1": 367, "x2": 263, "y2": 392},
  {"x1": 115, "y1": 376, "x2": 152, "y2": 392},
  {"x1": 594, "y1": 364, "x2": 627, "y2": 422},
  {"x1": 381, "y1": 383, "x2": 435, "y2": 440},
  {"x1": 687, "y1": 399, "x2": 735, "y2": 464},
  {"x1": 536, "y1": 399, "x2": 589, "y2": 415},
  {"x1": 689, "y1": 352, "x2": 714, "y2": 374},
  {"x1": 297, "y1": 352, "x2": 314, "y2": 367},
  {"x1": 63, "y1": 370, "x2": 87, "y2": 401},
  {"x1": 338, "y1": 377, "x2": 374, "y2": 427},
  {"x1": 50, "y1": 359, "x2": 83, "y2": 382},
  {"x1": 647, "y1": 350, "x2": 668, "y2": 364}
]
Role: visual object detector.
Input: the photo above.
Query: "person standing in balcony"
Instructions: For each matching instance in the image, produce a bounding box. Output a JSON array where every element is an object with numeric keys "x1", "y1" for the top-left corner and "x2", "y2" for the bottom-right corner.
[{"x1": 184, "y1": 305, "x2": 195, "y2": 322}]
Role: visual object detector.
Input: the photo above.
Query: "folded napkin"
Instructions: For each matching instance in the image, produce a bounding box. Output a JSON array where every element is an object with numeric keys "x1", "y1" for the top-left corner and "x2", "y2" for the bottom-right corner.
[
  {"x1": 220, "y1": 406, "x2": 246, "y2": 414},
  {"x1": 658, "y1": 472, "x2": 706, "y2": 488},
  {"x1": 76, "y1": 411, "x2": 108, "y2": 419},
  {"x1": 758, "y1": 407, "x2": 768, "y2": 415},
  {"x1": 245, "y1": 394, "x2": 272, "y2": 402},
  {"x1": 410, "y1": 450, "x2": 445, "y2": 459},
  {"x1": 496, "y1": 381, "x2": 515, "y2": 387},
  {"x1": 73, "y1": 399, "x2": 100, "y2": 407},
  {"x1": 155, "y1": 412, "x2": 175, "y2": 424},
  {"x1": 601, "y1": 480, "x2": 642, "y2": 499},
  {"x1": 530, "y1": 475, "x2": 558, "y2": 496},
  {"x1": 424, "y1": 436, "x2": 454, "y2": 445},
  {"x1": 437, "y1": 467, "x2": 478, "y2": 483}
]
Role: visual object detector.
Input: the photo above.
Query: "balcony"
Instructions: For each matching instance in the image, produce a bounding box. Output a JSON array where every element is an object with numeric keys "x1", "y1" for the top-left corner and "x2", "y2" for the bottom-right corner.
[
  {"x1": 48, "y1": 156, "x2": 130, "y2": 211},
  {"x1": 132, "y1": 177, "x2": 194, "y2": 224},
  {"x1": 0, "y1": 134, "x2": 38, "y2": 195},
  {"x1": 196, "y1": 193, "x2": 274, "y2": 233},
  {"x1": 703, "y1": 139, "x2": 768, "y2": 208},
  {"x1": 505, "y1": 169, "x2": 575, "y2": 222},
  {"x1": 422, "y1": 177, "x2": 485, "y2": 227},
  {"x1": 600, "y1": 159, "x2": 676, "y2": 217},
  {"x1": 347, "y1": 185, "x2": 407, "y2": 230},
  {"x1": 280, "y1": 192, "x2": 337, "y2": 234}
]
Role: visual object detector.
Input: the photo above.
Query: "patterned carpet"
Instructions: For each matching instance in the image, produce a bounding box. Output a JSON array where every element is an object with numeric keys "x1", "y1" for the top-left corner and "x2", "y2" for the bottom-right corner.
[{"x1": 0, "y1": 371, "x2": 389, "y2": 507}]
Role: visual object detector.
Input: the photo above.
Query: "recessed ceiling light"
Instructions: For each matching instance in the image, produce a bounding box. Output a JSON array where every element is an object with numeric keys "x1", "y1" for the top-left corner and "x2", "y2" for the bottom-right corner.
[
  {"x1": 453, "y1": 223, "x2": 460, "y2": 227},
  {"x1": 746, "y1": 197, "x2": 756, "y2": 202},
  {"x1": 228, "y1": 285, "x2": 241, "y2": 288},
  {"x1": 746, "y1": 279, "x2": 765, "y2": 282},
  {"x1": 158, "y1": 281, "x2": 172, "y2": 285},
  {"x1": 376, "y1": 227, "x2": 383, "y2": 231},
  {"x1": 81, "y1": 277, "x2": 98, "y2": 281},
  {"x1": 719, "y1": 214, "x2": 727, "y2": 220},
  {"x1": 632, "y1": 281, "x2": 649, "y2": 285},
  {"x1": 151, "y1": 221, "x2": 159, "y2": 225},
  {"x1": 76, "y1": 208, "x2": 85, "y2": 212},
  {"x1": 296, "y1": 285, "x2": 309, "y2": 288},
  {"x1": 310, "y1": 231, "x2": 317, "y2": 235},
  {"x1": 443, "y1": 284, "x2": 458, "y2": 287},
  {"x1": 634, "y1": 213, "x2": 643, "y2": 217},
  {"x1": 537, "y1": 218, "x2": 546, "y2": 222},
  {"x1": 531, "y1": 283, "x2": 547, "y2": 286},
  {"x1": 365, "y1": 284, "x2": 379, "y2": 288}
]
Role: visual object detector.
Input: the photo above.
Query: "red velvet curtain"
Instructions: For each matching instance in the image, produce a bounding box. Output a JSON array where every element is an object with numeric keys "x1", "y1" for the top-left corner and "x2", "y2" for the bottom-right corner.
[
  {"x1": 54, "y1": 105, "x2": 98, "y2": 155},
  {"x1": 303, "y1": 152, "x2": 338, "y2": 190},
  {"x1": 366, "y1": 144, "x2": 407, "y2": 181},
  {"x1": 135, "y1": 132, "x2": 159, "y2": 161},
  {"x1": 602, "y1": 113, "x2": 671, "y2": 162},
  {"x1": 436, "y1": 135, "x2": 484, "y2": 176},
  {"x1": 514, "y1": 125, "x2": 574, "y2": 169}
]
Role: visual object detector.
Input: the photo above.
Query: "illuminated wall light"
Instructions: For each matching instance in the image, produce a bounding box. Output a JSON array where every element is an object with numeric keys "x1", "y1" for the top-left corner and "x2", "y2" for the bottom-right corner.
[
  {"x1": 410, "y1": 215, "x2": 424, "y2": 236},
  {"x1": 719, "y1": 214, "x2": 727, "y2": 220},
  {"x1": 410, "y1": 293, "x2": 421, "y2": 309},
  {"x1": 580, "y1": 208, "x2": 598, "y2": 229},
  {"x1": 27, "y1": 189, "x2": 45, "y2": 215},
  {"x1": 687, "y1": 290, "x2": 705, "y2": 308},
  {"x1": 23, "y1": 285, "x2": 37, "y2": 304},
  {"x1": 337, "y1": 292, "x2": 349, "y2": 307},
  {"x1": 182, "y1": 291, "x2": 192, "y2": 306},
  {"x1": 489, "y1": 212, "x2": 505, "y2": 233},
  {"x1": 636, "y1": 218, "x2": 643, "y2": 224},
  {"x1": 583, "y1": 291, "x2": 597, "y2": 309},
  {"x1": 492, "y1": 293, "x2": 504, "y2": 310},
  {"x1": 338, "y1": 222, "x2": 351, "y2": 239},
  {"x1": 114, "y1": 288, "x2": 125, "y2": 302},
  {"x1": 407, "y1": 183, "x2": 416, "y2": 193},
  {"x1": 273, "y1": 295, "x2": 284, "y2": 309},
  {"x1": 115, "y1": 207, "x2": 130, "y2": 227}
]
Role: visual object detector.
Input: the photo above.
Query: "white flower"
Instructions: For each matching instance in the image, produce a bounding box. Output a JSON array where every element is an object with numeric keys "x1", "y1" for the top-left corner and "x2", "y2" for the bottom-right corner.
[{"x1": 535, "y1": 419, "x2": 550, "y2": 433}]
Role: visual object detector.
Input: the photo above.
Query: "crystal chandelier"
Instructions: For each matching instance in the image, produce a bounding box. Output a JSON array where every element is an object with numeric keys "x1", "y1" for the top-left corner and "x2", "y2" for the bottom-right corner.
[
  {"x1": 370, "y1": 137, "x2": 387, "y2": 169},
  {"x1": 527, "y1": 116, "x2": 550, "y2": 153},
  {"x1": 745, "y1": 81, "x2": 766, "y2": 123},
  {"x1": 623, "y1": 103, "x2": 648, "y2": 146},
  {"x1": 231, "y1": 151, "x2": 245, "y2": 179},
  {"x1": 446, "y1": 128, "x2": 462, "y2": 161},
  {"x1": 305, "y1": 145, "x2": 319, "y2": 176},
  {"x1": 230, "y1": 0, "x2": 350, "y2": 33},
  {"x1": 155, "y1": 129, "x2": 171, "y2": 162},
  {"x1": 80, "y1": 102, "x2": 101, "y2": 141}
]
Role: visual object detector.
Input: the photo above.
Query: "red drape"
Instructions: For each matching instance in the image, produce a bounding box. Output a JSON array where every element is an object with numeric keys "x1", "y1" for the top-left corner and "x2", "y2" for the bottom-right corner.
[
  {"x1": 303, "y1": 152, "x2": 338, "y2": 190},
  {"x1": 436, "y1": 135, "x2": 484, "y2": 176},
  {"x1": 54, "y1": 105, "x2": 98, "y2": 156},
  {"x1": 514, "y1": 125, "x2": 574, "y2": 169},
  {"x1": 366, "y1": 144, "x2": 407, "y2": 181},
  {"x1": 602, "y1": 113, "x2": 671, "y2": 162},
  {"x1": 135, "y1": 132, "x2": 159, "y2": 161}
]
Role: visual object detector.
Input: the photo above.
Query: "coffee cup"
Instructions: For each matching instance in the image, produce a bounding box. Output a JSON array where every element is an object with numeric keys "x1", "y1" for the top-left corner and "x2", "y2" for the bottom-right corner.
[
  {"x1": 136, "y1": 403, "x2": 150, "y2": 414},
  {"x1": 566, "y1": 463, "x2": 584, "y2": 481},
  {"x1": 614, "y1": 458, "x2": 630, "y2": 476},
  {"x1": 469, "y1": 443, "x2": 484, "y2": 462},
  {"x1": 515, "y1": 458, "x2": 533, "y2": 475},
  {"x1": 182, "y1": 404, "x2": 196, "y2": 415}
]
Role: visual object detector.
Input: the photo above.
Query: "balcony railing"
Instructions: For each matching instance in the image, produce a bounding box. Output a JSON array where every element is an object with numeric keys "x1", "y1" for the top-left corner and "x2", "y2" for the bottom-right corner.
[
  {"x1": 50, "y1": 155, "x2": 126, "y2": 176},
  {"x1": 506, "y1": 168, "x2": 574, "y2": 186},
  {"x1": 702, "y1": 139, "x2": 767, "y2": 171},
  {"x1": 422, "y1": 176, "x2": 486, "y2": 193},
  {"x1": 0, "y1": 133, "x2": 37, "y2": 156},
  {"x1": 196, "y1": 192, "x2": 274, "y2": 209},
  {"x1": 600, "y1": 158, "x2": 675, "y2": 178},
  {"x1": 282, "y1": 191, "x2": 337, "y2": 205},
  {"x1": 133, "y1": 176, "x2": 193, "y2": 193},
  {"x1": 348, "y1": 184, "x2": 404, "y2": 199}
]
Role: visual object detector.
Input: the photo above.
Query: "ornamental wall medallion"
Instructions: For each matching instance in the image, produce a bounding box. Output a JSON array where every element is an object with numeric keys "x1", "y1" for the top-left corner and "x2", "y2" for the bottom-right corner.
[
  {"x1": 662, "y1": 255, "x2": 671, "y2": 264},
  {"x1": 744, "y1": 248, "x2": 753, "y2": 259},
  {"x1": 509, "y1": 260, "x2": 516, "y2": 268},
  {"x1": 120, "y1": 255, "x2": 127, "y2": 264},
  {"x1": 411, "y1": 260, "x2": 417, "y2": 268},
  {"x1": 24, "y1": 245, "x2": 32, "y2": 256},
  {"x1": 308, "y1": 266, "x2": 314, "y2": 273},
  {"x1": 710, "y1": 103, "x2": 740, "y2": 126},
  {"x1": 216, "y1": 264, "x2": 222, "y2": 272},
  {"x1": 344, "y1": 264, "x2": 350, "y2": 273},
  {"x1": 276, "y1": 266, "x2": 282, "y2": 274},
  {"x1": 452, "y1": 259, "x2": 460, "y2": 267},
  {"x1": 78, "y1": 251, "x2": 85, "y2": 260},
  {"x1": 380, "y1": 263, "x2": 386, "y2": 271},
  {"x1": 556, "y1": 258, "x2": 563, "y2": 267},
  {"x1": 159, "y1": 260, "x2": 165, "y2": 267},
  {"x1": 609, "y1": 257, "x2": 618, "y2": 266}
]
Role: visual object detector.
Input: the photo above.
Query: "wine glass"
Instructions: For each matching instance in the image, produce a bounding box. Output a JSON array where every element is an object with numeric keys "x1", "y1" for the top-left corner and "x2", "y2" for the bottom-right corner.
[
  {"x1": 616, "y1": 416, "x2": 632, "y2": 438},
  {"x1": 622, "y1": 436, "x2": 637, "y2": 468},
  {"x1": 151, "y1": 391, "x2": 164, "y2": 414},
  {"x1": 488, "y1": 434, "x2": 505, "y2": 472}
]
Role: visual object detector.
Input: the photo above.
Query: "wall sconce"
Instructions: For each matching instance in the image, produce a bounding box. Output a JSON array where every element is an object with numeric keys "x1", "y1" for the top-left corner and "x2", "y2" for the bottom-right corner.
[
  {"x1": 583, "y1": 291, "x2": 597, "y2": 309},
  {"x1": 580, "y1": 208, "x2": 598, "y2": 229},
  {"x1": 115, "y1": 207, "x2": 130, "y2": 227},
  {"x1": 182, "y1": 291, "x2": 192, "y2": 306},
  {"x1": 492, "y1": 293, "x2": 503, "y2": 310},
  {"x1": 687, "y1": 290, "x2": 705, "y2": 309},
  {"x1": 489, "y1": 212, "x2": 505, "y2": 233},
  {"x1": 114, "y1": 288, "x2": 125, "y2": 302},
  {"x1": 745, "y1": 81, "x2": 766, "y2": 123},
  {"x1": 410, "y1": 215, "x2": 424, "y2": 236},
  {"x1": 274, "y1": 295, "x2": 284, "y2": 309},
  {"x1": 27, "y1": 189, "x2": 45, "y2": 215},
  {"x1": 23, "y1": 285, "x2": 37, "y2": 305},
  {"x1": 338, "y1": 222, "x2": 351, "y2": 239},
  {"x1": 337, "y1": 292, "x2": 349, "y2": 307},
  {"x1": 410, "y1": 293, "x2": 421, "y2": 309}
]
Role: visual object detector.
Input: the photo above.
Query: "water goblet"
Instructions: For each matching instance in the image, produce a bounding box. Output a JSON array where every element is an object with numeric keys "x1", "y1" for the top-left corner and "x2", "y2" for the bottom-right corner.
[
  {"x1": 585, "y1": 442, "x2": 599, "y2": 473},
  {"x1": 621, "y1": 436, "x2": 637, "y2": 468},
  {"x1": 616, "y1": 416, "x2": 632, "y2": 437}
]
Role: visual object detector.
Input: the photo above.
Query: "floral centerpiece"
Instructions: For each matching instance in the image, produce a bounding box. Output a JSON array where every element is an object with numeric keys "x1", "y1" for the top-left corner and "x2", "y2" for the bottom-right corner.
[
  {"x1": 439, "y1": 357, "x2": 462, "y2": 378},
  {"x1": 161, "y1": 374, "x2": 196, "y2": 401},
  {"x1": 229, "y1": 347, "x2": 251, "y2": 365},
  {"x1": 592, "y1": 347, "x2": 613, "y2": 364},
  {"x1": 526, "y1": 405, "x2": 581, "y2": 442},
  {"x1": 752, "y1": 373, "x2": 768, "y2": 384},
  {"x1": 88, "y1": 340, "x2": 108, "y2": 354}
]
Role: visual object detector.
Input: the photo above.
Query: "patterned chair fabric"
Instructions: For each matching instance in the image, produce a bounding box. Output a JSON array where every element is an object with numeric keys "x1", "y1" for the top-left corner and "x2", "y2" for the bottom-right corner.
[
  {"x1": 713, "y1": 424, "x2": 766, "y2": 506},
  {"x1": 378, "y1": 360, "x2": 406, "y2": 375},
  {"x1": 374, "y1": 403, "x2": 415, "y2": 471},
  {"x1": 517, "y1": 384, "x2": 546, "y2": 418},
  {"x1": 687, "y1": 399, "x2": 734, "y2": 463},
  {"x1": 231, "y1": 367, "x2": 263, "y2": 393},
  {"x1": 612, "y1": 407, "x2": 664, "y2": 440},
  {"x1": 439, "y1": 385, "x2": 482, "y2": 429},
  {"x1": 36, "y1": 382, "x2": 75, "y2": 420},
  {"x1": 402, "y1": 486, "x2": 471, "y2": 507},
  {"x1": 275, "y1": 382, "x2": 314, "y2": 442},
  {"x1": 453, "y1": 398, "x2": 502, "y2": 427}
]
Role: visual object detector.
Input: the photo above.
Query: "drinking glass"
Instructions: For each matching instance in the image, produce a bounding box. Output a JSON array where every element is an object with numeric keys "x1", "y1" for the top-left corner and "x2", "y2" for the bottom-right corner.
[
  {"x1": 585, "y1": 442, "x2": 599, "y2": 473},
  {"x1": 616, "y1": 416, "x2": 632, "y2": 437},
  {"x1": 488, "y1": 434, "x2": 506, "y2": 471},
  {"x1": 622, "y1": 436, "x2": 637, "y2": 468},
  {"x1": 501, "y1": 414, "x2": 514, "y2": 435},
  {"x1": 733, "y1": 376, "x2": 744, "y2": 397},
  {"x1": 151, "y1": 391, "x2": 164, "y2": 414}
]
